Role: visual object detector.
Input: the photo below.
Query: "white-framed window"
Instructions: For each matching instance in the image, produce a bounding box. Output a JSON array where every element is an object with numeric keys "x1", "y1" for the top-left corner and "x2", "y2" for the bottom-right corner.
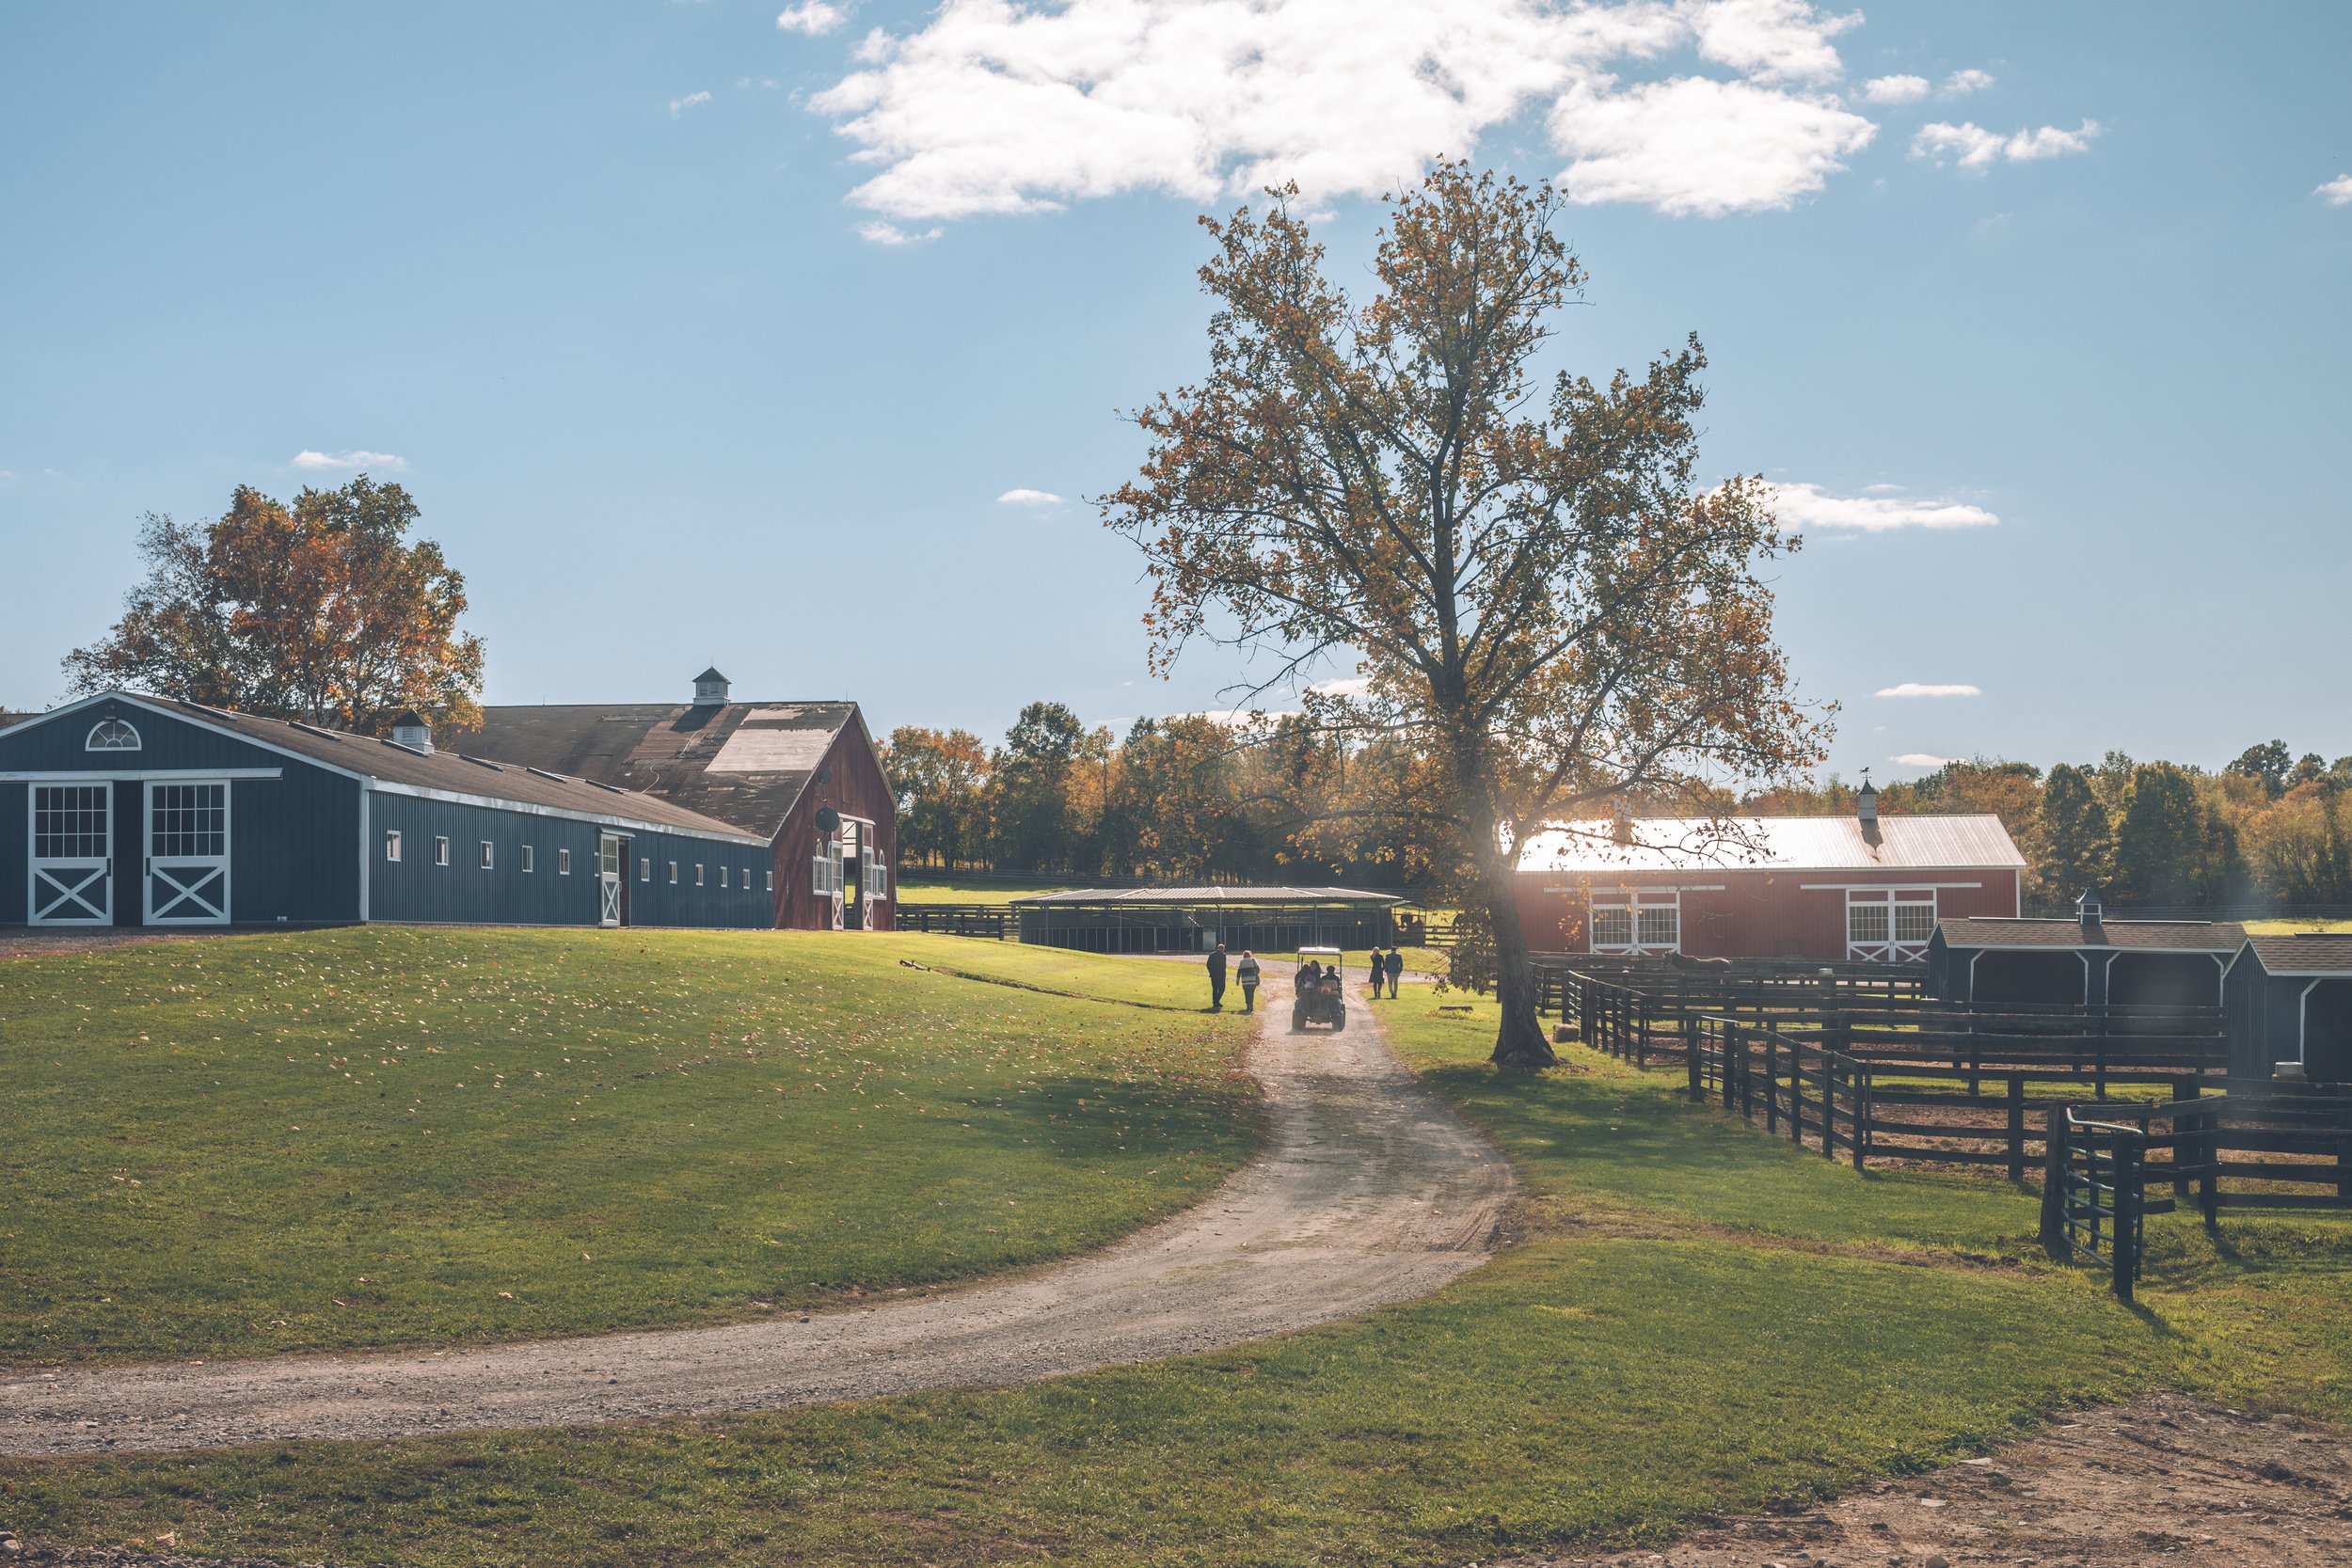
[
  {"x1": 694, "y1": 863, "x2": 705, "y2": 887},
  {"x1": 434, "y1": 836, "x2": 451, "y2": 867},
  {"x1": 85, "y1": 717, "x2": 142, "y2": 752},
  {"x1": 765, "y1": 868, "x2": 774, "y2": 893},
  {"x1": 720, "y1": 865, "x2": 729, "y2": 889},
  {"x1": 1589, "y1": 890, "x2": 1679, "y2": 954},
  {"x1": 521, "y1": 844, "x2": 535, "y2": 873},
  {"x1": 479, "y1": 841, "x2": 495, "y2": 870},
  {"x1": 668, "y1": 861, "x2": 678, "y2": 884},
  {"x1": 1847, "y1": 888, "x2": 1936, "y2": 962},
  {"x1": 385, "y1": 830, "x2": 402, "y2": 863},
  {"x1": 558, "y1": 847, "x2": 572, "y2": 876},
  {"x1": 640, "y1": 857, "x2": 652, "y2": 882}
]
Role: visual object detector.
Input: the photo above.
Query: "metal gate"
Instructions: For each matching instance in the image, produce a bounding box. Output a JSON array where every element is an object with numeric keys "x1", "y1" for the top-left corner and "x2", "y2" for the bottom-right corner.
[
  {"x1": 145, "y1": 780, "x2": 230, "y2": 925},
  {"x1": 30, "y1": 782, "x2": 114, "y2": 925}
]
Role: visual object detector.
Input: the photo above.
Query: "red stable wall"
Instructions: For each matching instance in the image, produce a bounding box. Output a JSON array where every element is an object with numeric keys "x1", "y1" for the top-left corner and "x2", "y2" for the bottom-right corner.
[
  {"x1": 768, "y1": 716, "x2": 897, "y2": 932},
  {"x1": 1515, "y1": 865, "x2": 2020, "y2": 961}
]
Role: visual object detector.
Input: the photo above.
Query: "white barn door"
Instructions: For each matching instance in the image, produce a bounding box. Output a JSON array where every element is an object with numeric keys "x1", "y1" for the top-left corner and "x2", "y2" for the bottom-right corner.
[
  {"x1": 144, "y1": 781, "x2": 230, "y2": 925},
  {"x1": 30, "y1": 783, "x2": 114, "y2": 926}
]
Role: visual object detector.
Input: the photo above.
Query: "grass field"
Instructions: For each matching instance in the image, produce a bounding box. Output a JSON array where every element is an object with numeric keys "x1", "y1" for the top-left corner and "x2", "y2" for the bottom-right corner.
[
  {"x1": 892, "y1": 878, "x2": 1073, "y2": 905},
  {"x1": 2243, "y1": 916, "x2": 2352, "y2": 933},
  {"x1": 0, "y1": 928, "x2": 1258, "y2": 1366},
  {"x1": 14, "y1": 987, "x2": 2347, "y2": 1565}
]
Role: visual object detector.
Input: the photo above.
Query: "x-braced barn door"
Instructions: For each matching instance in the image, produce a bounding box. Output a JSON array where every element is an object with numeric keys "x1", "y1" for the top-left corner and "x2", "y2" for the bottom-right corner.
[
  {"x1": 145, "y1": 781, "x2": 230, "y2": 925},
  {"x1": 30, "y1": 783, "x2": 113, "y2": 925},
  {"x1": 598, "y1": 834, "x2": 624, "y2": 927}
]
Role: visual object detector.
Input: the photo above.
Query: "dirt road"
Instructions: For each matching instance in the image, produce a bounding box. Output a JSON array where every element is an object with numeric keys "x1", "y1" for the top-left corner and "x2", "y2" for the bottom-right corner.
[{"x1": 0, "y1": 990, "x2": 1512, "y2": 1457}]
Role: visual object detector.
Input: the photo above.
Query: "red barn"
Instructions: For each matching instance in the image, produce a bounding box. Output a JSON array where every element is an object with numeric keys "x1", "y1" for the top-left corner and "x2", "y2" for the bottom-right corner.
[
  {"x1": 1515, "y1": 790, "x2": 2023, "y2": 964},
  {"x1": 465, "y1": 669, "x2": 896, "y2": 932}
]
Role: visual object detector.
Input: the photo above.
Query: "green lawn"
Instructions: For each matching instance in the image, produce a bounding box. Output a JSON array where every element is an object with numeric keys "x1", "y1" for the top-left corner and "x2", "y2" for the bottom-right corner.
[
  {"x1": 8, "y1": 983, "x2": 2344, "y2": 1566},
  {"x1": 0, "y1": 928, "x2": 1258, "y2": 1365}
]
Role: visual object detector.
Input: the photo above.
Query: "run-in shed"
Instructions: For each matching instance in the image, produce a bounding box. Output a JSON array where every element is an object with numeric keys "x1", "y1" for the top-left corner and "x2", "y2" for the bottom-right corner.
[
  {"x1": 1928, "y1": 891, "x2": 2243, "y2": 1007},
  {"x1": 2223, "y1": 933, "x2": 2352, "y2": 1085},
  {"x1": 1011, "y1": 886, "x2": 1405, "y2": 954}
]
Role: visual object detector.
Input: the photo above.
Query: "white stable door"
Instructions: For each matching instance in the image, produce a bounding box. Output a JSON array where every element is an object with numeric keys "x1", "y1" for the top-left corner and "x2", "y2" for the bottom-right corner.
[
  {"x1": 144, "y1": 780, "x2": 231, "y2": 924},
  {"x1": 598, "y1": 834, "x2": 624, "y2": 927},
  {"x1": 29, "y1": 782, "x2": 114, "y2": 925}
]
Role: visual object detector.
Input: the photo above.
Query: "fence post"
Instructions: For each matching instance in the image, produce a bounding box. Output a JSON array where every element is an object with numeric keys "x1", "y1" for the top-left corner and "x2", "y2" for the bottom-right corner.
[
  {"x1": 1635, "y1": 996, "x2": 1652, "y2": 1069},
  {"x1": 1852, "y1": 1063, "x2": 1869, "y2": 1171},
  {"x1": 2039, "y1": 1109, "x2": 2069, "y2": 1258},
  {"x1": 2113, "y1": 1132, "x2": 2143, "y2": 1304},
  {"x1": 2169, "y1": 1080, "x2": 2199, "y2": 1199},
  {"x1": 1820, "y1": 1055, "x2": 1838, "y2": 1162},
  {"x1": 1686, "y1": 1014, "x2": 1703, "y2": 1101},
  {"x1": 2007, "y1": 1073, "x2": 2027, "y2": 1182},
  {"x1": 1763, "y1": 1030, "x2": 1779, "y2": 1133},
  {"x1": 1790, "y1": 1046, "x2": 1807, "y2": 1150}
]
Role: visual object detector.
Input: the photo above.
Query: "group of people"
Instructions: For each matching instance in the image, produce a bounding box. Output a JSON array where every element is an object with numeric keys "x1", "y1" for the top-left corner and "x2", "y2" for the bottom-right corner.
[{"x1": 1204, "y1": 942, "x2": 1406, "y2": 1011}]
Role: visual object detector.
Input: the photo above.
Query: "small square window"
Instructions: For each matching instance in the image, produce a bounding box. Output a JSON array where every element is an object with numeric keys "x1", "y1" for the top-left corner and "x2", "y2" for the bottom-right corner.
[
  {"x1": 558, "y1": 847, "x2": 572, "y2": 875},
  {"x1": 434, "y1": 836, "x2": 450, "y2": 867},
  {"x1": 669, "y1": 861, "x2": 678, "y2": 884},
  {"x1": 480, "y1": 841, "x2": 495, "y2": 870},
  {"x1": 694, "y1": 863, "x2": 705, "y2": 886},
  {"x1": 385, "y1": 830, "x2": 403, "y2": 863},
  {"x1": 521, "y1": 844, "x2": 535, "y2": 873}
]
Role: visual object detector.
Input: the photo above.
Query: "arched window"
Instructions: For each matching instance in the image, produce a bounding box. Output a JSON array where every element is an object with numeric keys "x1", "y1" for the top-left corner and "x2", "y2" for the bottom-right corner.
[{"x1": 86, "y1": 717, "x2": 142, "y2": 752}]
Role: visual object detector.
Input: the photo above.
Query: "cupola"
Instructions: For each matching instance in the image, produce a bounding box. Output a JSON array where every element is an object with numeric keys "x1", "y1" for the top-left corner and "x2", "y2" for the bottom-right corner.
[{"x1": 692, "y1": 667, "x2": 731, "y2": 706}]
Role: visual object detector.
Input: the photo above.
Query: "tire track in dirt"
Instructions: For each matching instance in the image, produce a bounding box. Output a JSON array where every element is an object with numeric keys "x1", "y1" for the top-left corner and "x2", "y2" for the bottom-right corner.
[{"x1": 0, "y1": 987, "x2": 1512, "y2": 1456}]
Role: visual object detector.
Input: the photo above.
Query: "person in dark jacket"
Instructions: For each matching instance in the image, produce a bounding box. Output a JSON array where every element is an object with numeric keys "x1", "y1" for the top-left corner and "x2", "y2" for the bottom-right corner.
[
  {"x1": 1366, "y1": 947, "x2": 1386, "y2": 999},
  {"x1": 1383, "y1": 945, "x2": 1405, "y2": 998},
  {"x1": 1207, "y1": 942, "x2": 1228, "y2": 1011},
  {"x1": 1235, "y1": 949, "x2": 1261, "y2": 1012},
  {"x1": 1298, "y1": 954, "x2": 1323, "y2": 990}
]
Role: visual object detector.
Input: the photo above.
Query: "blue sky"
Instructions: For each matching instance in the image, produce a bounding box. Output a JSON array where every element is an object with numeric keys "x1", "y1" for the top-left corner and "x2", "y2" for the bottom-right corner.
[{"x1": 2, "y1": 1, "x2": 2346, "y2": 784}]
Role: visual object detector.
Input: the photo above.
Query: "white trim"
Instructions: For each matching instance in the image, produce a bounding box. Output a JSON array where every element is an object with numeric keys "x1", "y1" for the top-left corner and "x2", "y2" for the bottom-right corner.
[
  {"x1": 0, "y1": 768, "x2": 281, "y2": 782},
  {"x1": 84, "y1": 718, "x2": 142, "y2": 752},
  {"x1": 2297, "y1": 977, "x2": 2324, "y2": 1065},
  {"x1": 1953, "y1": 942, "x2": 2239, "y2": 957},
  {"x1": 1801, "y1": 879, "x2": 1980, "y2": 891},
  {"x1": 1541, "y1": 882, "x2": 1724, "y2": 895},
  {"x1": 358, "y1": 789, "x2": 372, "y2": 922},
  {"x1": 1588, "y1": 888, "x2": 1681, "y2": 955},
  {"x1": 142, "y1": 778, "x2": 232, "y2": 925},
  {"x1": 27, "y1": 779, "x2": 116, "y2": 926},
  {"x1": 363, "y1": 779, "x2": 767, "y2": 847}
]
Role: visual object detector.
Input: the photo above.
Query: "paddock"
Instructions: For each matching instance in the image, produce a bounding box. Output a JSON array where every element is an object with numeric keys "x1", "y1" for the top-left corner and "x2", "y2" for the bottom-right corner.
[{"x1": 1010, "y1": 886, "x2": 1404, "y2": 954}]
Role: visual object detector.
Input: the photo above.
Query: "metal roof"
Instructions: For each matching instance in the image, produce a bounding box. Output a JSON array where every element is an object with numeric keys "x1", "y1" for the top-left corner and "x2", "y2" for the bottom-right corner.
[
  {"x1": 27, "y1": 693, "x2": 770, "y2": 845},
  {"x1": 2237, "y1": 933, "x2": 2352, "y2": 975},
  {"x1": 1518, "y1": 815, "x2": 2026, "y2": 875},
  {"x1": 463, "y1": 701, "x2": 865, "y2": 837},
  {"x1": 1937, "y1": 917, "x2": 2247, "y2": 953},
  {"x1": 1010, "y1": 885, "x2": 1404, "y2": 908}
]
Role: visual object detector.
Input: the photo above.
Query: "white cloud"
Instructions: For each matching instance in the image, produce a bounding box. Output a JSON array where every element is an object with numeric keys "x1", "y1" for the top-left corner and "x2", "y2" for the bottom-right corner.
[
  {"x1": 291, "y1": 449, "x2": 407, "y2": 473},
  {"x1": 1308, "y1": 675, "x2": 1371, "y2": 699},
  {"x1": 809, "y1": 0, "x2": 1879, "y2": 223},
  {"x1": 777, "y1": 2, "x2": 848, "y2": 35},
  {"x1": 1912, "y1": 119, "x2": 2098, "y2": 171},
  {"x1": 1890, "y1": 752, "x2": 1953, "y2": 768},
  {"x1": 857, "y1": 219, "x2": 944, "y2": 245},
  {"x1": 1939, "y1": 67, "x2": 1994, "y2": 96},
  {"x1": 1767, "y1": 482, "x2": 1997, "y2": 531},
  {"x1": 996, "y1": 486, "x2": 1065, "y2": 505},
  {"x1": 1860, "y1": 73, "x2": 1929, "y2": 104},
  {"x1": 669, "y1": 90, "x2": 714, "y2": 117},
  {"x1": 1875, "y1": 683, "x2": 1981, "y2": 699},
  {"x1": 2318, "y1": 174, "x2": 2352, "y2": 206}
]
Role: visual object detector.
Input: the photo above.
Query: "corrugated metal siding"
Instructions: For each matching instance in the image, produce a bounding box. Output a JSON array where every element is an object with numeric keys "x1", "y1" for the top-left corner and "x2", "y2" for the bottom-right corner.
[
  {"x1": 0, "y1": 781, "x2": 24, "y2": 924},
  {"x1": 1519, "y1": 815, "x2": 2026, "y2": 873}
]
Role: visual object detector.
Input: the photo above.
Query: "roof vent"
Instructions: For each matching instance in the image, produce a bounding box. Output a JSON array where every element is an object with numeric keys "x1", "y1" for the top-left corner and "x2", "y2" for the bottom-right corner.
[
  {"x1": 1611, "y1": 810, "x2": 1634, "y2": 847},
  {"x1": 390, "y1": 710, "x2": 434, "y2": 753},
  {"x1": 2077, "y1": 885, "x2": 2106, "y2": 929},
  {"x1": 692, "y1": 667, "x2": 730, "y2": 706},
  {"x1": 1856, "y1": 775, "x2": 1882, "y2": 845}
]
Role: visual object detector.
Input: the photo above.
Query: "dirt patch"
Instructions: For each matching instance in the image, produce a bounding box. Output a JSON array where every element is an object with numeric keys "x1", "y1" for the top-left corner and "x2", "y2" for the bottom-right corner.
[
  {"x1": 0, "y1": 995, "x2": 1514, "y2": 1456},
  {"x1": 1518, "y1": 1390, "x2": 2352, "y2": 1568},
  {"x1": 0, "y1": 931, "x2": 199, "y2": 962}
]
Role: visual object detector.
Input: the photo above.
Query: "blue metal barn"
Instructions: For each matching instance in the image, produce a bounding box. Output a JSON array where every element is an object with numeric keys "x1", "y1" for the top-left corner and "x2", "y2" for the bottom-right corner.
[{"x1": 0, "y1": 691, "x2": 775, "y2": 930}]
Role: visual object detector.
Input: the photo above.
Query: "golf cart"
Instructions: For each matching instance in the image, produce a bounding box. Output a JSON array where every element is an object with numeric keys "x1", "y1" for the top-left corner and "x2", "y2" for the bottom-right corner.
[{"x1": 1291, "y1": 945, "x2": 1348, "y2": 1034}]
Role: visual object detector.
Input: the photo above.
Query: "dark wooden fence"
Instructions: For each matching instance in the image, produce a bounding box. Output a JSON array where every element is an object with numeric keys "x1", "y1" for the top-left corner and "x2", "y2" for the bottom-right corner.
[{"x1": 891, "y1": 903, "x2": 1017, "y2": 940}]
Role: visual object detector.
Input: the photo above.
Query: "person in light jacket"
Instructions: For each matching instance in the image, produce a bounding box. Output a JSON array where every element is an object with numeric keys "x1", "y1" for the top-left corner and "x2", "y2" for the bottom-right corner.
[{"x1": 1235, "y1": 949, "x2": 1261, "y2": 1012}]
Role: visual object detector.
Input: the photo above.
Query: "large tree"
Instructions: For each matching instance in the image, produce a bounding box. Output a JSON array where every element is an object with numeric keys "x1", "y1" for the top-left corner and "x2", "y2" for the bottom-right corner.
[
  {"x1": 2029, "y1": 762, "x2": 2112, "y2": 906},
  {"x1": 1104, "y1": 165, "x2": 1826, "y2": 1069},
  {"x1": 65, "y1": 476, "x2": 485, "y2": 733},
  {"x1": 989, "y1": 701, "x2": 1091, "y2": 872},
  {"x1": 2112, "y1": 762, "x2": 2207, "y2": 907},
  {"x1": 882, "y1": 725, "x2": 991, "y2": 871}
]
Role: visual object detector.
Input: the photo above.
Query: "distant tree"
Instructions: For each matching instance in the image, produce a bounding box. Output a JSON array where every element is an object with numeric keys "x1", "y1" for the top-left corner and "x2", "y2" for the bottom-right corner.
[
  {"x1": 2289, "y1": 752, "x2": 2328, "y2": 790},
  {"x1": 1103, "y1": 716, "x2": 1257, "y2": 880},
  {"x1": 2029, "y1": 763, "x2": 2112, "y2": 906},
  {"x1": 2246, "y1": 791, "x2": 2352, "y2": 904},
  {"x1": 990, "y1": 701, "x2": 1089, "y2": 871},
  {"x1": 2226, "y1": 739, "x2": 2293, "y2": 798},
  {"x1": 2112, "y1": 762, "x2": 2207, "y2": 907},
  {"x1": 64, "y1": 477, "x2": 484, "y2": 733},
  {"x1": 882, "y1": 726, "x2": 990, "y2": 870},
  {"x1": 1882, "y1": 758, "x2": 2042, "y2": 835},
  {"x1": 1104, "y1": 165, "x2": 1826, "y2": 1069}
]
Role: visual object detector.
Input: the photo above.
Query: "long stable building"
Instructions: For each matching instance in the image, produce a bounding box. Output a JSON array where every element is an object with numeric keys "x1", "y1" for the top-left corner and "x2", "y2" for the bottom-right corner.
[
  {"x1": 1011, "y1": 886, "x2": 1405, "y2": 954},
  {"x1": 1926, "y1": 890, "x2": 2244, "y2": 1008},
  {"x1": 1515, "y1": 788, "x2": 2024, "y2": 964}
]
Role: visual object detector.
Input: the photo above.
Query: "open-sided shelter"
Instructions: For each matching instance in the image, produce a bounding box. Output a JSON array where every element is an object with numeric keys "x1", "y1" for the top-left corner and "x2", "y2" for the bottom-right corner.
[
  {"x1": 1011, "y1": 886, "x2": 1404, "y2": 954},
  {"x1": 0, "y1": 691, "x2": 774, "y2": 930},
  {"x1": 1514, "y1": 784, "x2": 2024, "y2": 963},
  {"x1": 2223, "y1": 933, "x2": 2352, "y2": 1084},
  {"x1": 1927, "y1": 890, "x2": 2244, "y2": 1007}
]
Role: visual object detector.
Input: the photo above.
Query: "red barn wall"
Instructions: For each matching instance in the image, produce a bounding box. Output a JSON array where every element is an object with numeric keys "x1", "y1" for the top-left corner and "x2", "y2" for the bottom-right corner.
[
  {"x1": 1516, "y1": 866, "x2": 2020, "y2": 961},
  {"x1": 768, "y1": 718, "x2": 898, "y2": 932}
]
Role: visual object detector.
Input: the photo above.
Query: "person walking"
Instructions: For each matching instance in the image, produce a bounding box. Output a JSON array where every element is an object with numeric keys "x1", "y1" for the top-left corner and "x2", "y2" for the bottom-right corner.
[
  {"x1": 1206, "y1": 942, "x2": 1229, "y2": 1011},
  {"x1": 1384, "y1": 944, "x2": 1405, "y2": 998},
  {"x1": 1366, "y1": 946, "x2": 1386, "y2": 1000},
  {"x1": 1235, "y1": 949, "x2": 1261, "y2": 1013}
]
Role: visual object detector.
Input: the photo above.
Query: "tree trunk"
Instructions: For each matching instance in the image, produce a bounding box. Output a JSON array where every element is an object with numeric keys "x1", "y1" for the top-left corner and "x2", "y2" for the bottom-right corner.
[{"x1": 1483, "y1": 852, "x2": 1556, "y2": 1070}]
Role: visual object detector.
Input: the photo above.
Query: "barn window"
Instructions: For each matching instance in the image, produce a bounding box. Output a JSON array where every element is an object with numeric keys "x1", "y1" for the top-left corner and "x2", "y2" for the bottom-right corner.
[
  {"x1": 695, "y1": 863, "x2": 705, "y2": 886},
  {"x1": 480, "y1": 841, "x2": 495, "y2": 870},
  {"x1": 1848, "y1": 889, "x2": 1935, "y2": 963},
  {"x1": 720, "y1": 866, "x2": 729, "y2": 889},
  {"x1": 521, "y1": 845, "x2": 535, "y2": 873},
  {"x1": 434, "y1": 836, "x2": 451, "y2": 867},
  {"x1": 640, "y1": 857, "x2": 651, "y2": 882},
  {"x1": 385, "y1": 830, "x2": 402, "y2": 863},
  {"x1": 765, "y1": 869, "x2": 774, "y2": 893},
  {"x1": 558, "y1": 847, "x2": 571, "y2": 875},
  {"x1": 668, "y1": 861, "x2": 678, "y2": 884},
  {"x1": 85, "y1": 717, "x2": 142, "y2": 752},
  {"x1": 1590, "y1": 891, "x2": 1678, "y2": 955}
]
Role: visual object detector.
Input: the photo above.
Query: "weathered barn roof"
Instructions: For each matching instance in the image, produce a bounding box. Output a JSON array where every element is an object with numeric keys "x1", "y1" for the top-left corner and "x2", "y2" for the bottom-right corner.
[
  {"x1": 2236, "y1": 933, "x2": 2352, "y2": 975},
  {"x1": 1010, "y1": 885, "x2": 1404, "y2": 908},
  {"x1": 1518, "y1": 815, "x2": 2026, "y2": 875},
  {"x1": 1938, "y1": 916, "x2": 2247, "y2": 953},
  {"x1": 24, "y1": 693, "x2": 768, "y2": 844},
  {"x1": 461, "y1": 701, "x2": 864, "y2": 839}
]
